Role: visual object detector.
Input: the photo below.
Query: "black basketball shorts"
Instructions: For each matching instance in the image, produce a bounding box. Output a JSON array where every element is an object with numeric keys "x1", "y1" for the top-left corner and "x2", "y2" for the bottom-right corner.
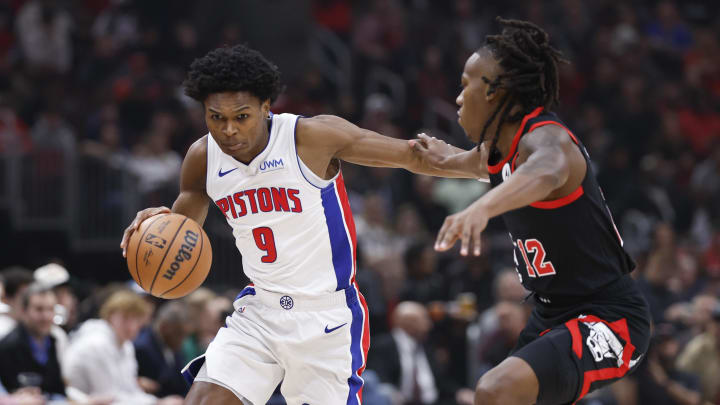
[{"x1": 511, "y1": 277, "x2": 651, "y2": 405}]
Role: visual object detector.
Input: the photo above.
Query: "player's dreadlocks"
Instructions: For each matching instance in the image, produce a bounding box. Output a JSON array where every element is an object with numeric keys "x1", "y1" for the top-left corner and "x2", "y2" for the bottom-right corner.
[{"x1": 479, "y1": 17, "x2": 568, "y2": 155}]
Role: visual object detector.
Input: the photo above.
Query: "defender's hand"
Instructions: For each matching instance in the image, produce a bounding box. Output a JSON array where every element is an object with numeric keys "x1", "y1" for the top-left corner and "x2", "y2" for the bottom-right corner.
[
  {"x1": 120, "y1": 206, "x2": 171, "y2": 257},
  {"x1": 408, "y1": 133, "x2": 455, "y2": 168},
  {"x1": 435, "y1": 201, "x2": 489, "y2": 256}
]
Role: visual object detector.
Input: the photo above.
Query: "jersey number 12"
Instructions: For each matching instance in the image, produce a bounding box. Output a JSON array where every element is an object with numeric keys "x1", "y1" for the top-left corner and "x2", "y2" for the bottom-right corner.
[
  {"x1": 517, "y1": 239, "x2": 556, "y2": 278},
  {"x1": 252, "y1": 227, "x2": 277, "y2": 263}
]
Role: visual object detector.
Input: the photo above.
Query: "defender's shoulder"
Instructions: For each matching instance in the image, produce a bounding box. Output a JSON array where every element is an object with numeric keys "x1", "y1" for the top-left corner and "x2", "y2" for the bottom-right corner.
[{"x1": 519, "y1": 122, "x2": 574, "y2": 151}]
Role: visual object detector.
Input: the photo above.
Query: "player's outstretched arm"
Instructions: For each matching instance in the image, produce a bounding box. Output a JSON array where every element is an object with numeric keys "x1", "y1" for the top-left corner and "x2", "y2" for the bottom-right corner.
[
  {"x1": 435, "y1": 125, "x2": 585, "y2": 256},
  {"x1": 409, "y1": 134, "x2": 490, "y2": 181},
  {"x1": 120, "y1": 136, "x2": 210, "y2": 257},
  {"x1": 296, "y1": 115, "x2": 485, "y2": 179}
]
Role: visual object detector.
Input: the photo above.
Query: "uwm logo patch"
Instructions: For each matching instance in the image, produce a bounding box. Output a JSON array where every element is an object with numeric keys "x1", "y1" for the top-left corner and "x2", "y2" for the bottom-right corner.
[{"x1": 259, "y1": 158, "x2": 285, "y2": 173}]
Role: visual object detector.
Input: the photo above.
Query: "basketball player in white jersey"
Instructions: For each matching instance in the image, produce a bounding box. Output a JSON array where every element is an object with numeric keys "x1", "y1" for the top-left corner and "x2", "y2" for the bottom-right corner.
[{"x1": 119, "y1": 45, "x2": 483, "y2": 405}]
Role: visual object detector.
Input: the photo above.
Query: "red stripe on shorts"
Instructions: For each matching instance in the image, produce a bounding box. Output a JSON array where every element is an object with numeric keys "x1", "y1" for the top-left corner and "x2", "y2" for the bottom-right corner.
[{"x1": 565, "y1": 315, "x2": 636, "y2": 404}]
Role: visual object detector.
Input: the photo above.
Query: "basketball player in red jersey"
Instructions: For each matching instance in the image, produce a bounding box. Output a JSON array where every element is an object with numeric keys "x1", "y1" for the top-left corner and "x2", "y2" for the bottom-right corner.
[{"x1": 411, "y1": 17, "x2": 651, "y2": 405}]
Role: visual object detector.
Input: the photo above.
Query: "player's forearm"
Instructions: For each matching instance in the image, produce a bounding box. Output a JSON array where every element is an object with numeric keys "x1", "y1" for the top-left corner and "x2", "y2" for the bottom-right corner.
[
  {"x1": 171, "y1": 191, "x2": 210, "y2": 226},
  {"x1": 405, "y1": 147, "x2": 487, "y2": 179},
  {"x1": 476, "y1": 149, "x2": 568, "y2": 218}
]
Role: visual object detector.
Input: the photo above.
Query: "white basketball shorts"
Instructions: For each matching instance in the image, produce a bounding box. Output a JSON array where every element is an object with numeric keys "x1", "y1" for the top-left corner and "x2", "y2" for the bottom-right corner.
[{"x1": 182, "y1": 284, "x2": 370, "y2": 405}]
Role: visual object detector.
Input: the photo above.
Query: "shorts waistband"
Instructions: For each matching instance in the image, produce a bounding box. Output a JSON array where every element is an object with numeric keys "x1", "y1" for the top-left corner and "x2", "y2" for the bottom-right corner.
[
  {"x1": 233, "y1": 284, "x2": 356, "y2": 311},
  {"x1": 533, "y1": 275, "x2": 636, "y2": 307}
]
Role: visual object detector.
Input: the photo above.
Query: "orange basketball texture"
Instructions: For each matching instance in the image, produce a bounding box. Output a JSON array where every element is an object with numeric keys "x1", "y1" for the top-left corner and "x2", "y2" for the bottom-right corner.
[{"x1": 126, "y1": 213, "x2": 212, "y2": 299}]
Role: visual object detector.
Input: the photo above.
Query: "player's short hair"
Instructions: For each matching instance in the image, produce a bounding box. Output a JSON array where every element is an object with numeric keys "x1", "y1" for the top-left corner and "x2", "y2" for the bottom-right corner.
[
  {"x1": 478, "y1": 17, "x2": 568, "y2": 154},
  {"x1": 183, "y1": 44, "x2": 283, "y2": 104},
  {"x1": 1, "y1": 267, "x2": 34, "y2": 299},
  {"x1": 99, "y1": 289, "x2": 152, "y2": 320}
]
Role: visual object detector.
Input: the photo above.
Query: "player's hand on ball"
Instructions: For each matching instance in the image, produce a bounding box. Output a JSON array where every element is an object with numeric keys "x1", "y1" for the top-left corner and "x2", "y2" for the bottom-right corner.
[
  {"x1": 120, "y1": 206, "x2": 171, "y2": 257},
  {"x1": 435, "y1": 200, "x2": 489, "y2": 256},
  {"x1": 408, "y1": 133, "x2": 453, "y2": 168}
]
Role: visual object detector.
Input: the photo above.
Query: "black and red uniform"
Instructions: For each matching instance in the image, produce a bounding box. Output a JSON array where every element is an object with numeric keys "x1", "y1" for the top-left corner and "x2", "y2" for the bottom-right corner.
[{"x1": 487, "y1": 107, "x2": 651, "y2": 404}]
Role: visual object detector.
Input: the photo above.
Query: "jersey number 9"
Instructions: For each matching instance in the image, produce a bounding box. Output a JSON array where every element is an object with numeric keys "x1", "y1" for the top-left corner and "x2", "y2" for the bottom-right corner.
[{"x1": 252, "y1": 227, "x2": 277, "y2": 263}]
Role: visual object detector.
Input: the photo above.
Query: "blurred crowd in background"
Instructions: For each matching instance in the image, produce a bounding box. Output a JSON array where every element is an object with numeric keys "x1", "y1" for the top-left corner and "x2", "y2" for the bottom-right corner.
[{"x1": 1, "y1": 0, "x2": 720, "y2": 404}]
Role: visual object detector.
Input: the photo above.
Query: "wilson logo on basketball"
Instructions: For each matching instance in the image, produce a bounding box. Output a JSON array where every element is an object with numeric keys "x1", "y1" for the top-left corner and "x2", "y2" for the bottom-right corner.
[{"x1": 163, "y1": 230, "x2": 199, "y2": 280}]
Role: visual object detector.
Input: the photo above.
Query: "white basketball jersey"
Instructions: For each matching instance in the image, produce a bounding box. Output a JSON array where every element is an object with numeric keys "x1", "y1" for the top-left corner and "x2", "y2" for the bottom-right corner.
[{"x1": 205, "y1": 113, "x2": 357, "y2": 296}]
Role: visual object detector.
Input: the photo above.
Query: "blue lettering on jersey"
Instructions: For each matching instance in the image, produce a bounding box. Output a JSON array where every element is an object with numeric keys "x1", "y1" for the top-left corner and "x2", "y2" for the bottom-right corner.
[{"x1": 259, "y1": 158, "x2": 285, "y2": 173}]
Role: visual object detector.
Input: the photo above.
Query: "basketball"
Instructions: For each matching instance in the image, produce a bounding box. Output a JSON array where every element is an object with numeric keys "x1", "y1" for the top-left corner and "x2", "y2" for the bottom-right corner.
[{"x1": 126, "y1": 213, "x2": 212, "y2": 299}]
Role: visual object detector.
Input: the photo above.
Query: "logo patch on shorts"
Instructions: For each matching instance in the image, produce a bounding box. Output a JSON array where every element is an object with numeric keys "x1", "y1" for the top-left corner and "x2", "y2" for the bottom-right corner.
[
  {"x1": 280, "y1": 295, "x2": 294, "y2": 310},
  {"x1": 583, "y1": 320, "x2": 624, "y2": 367}
]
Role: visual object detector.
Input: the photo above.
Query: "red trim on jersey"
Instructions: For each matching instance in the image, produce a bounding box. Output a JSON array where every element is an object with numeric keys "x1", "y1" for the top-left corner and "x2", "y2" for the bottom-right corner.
[
  {"x1": 355, "y1": 282, "x2": 371, "y2": 402},
  {"x1": 530, "y1": 186, "x2": 584, "y2": 209},
  {"x1": 335, "y1": 173, "x2": 358, "y2": 282},
  {"x1": 487, "y1": 107, "x2": 544, "y2": 174},
  {"x1": 510, "y1": 152, "x2": 520, "y2": 173},
  {"x1": 510, "y1": 120, "x2": 580, "y2": 172},
  {"x1": 526, "y1": 121, "x2": 580, "y2": 145},
  {"x1": 539, "y1": 328, "x2": 551, "y2": 337},
  {"x1": 507, "y1": 120, "x2": 585, "y2": 216},
  {"x1": 565, "y1": 315, "x2": 636, "y2": 404}
]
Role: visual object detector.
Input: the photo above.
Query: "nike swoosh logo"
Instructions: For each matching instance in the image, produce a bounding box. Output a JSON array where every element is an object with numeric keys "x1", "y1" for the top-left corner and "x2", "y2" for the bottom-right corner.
[
  {"x1": 324, "y1": 323, "x2": 347, "y2": 334},
  {"x1": 218, "y1": 168, "x2": 238, "y2": 177},
  {"x1": 629, "y1": 354, "x2": 643, "y2": 369}
]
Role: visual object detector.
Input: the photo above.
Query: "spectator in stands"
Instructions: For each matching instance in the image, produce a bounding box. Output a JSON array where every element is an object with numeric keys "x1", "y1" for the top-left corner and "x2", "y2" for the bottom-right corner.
[
  {"x1": 0, "y1": 97, "x2": 32, "y2": 154},
  {"x1": 125, "y1": 131, "x2": 181, "y2": 206},
  {"x1": 15, "y1": 0, "x2": 73, "y2": 74},
  {"x1": 34, "y1": 263, "x2": 78, "y2": 333},
  {"x1": 134, "y1": 301, "x2": 190, "y2": 397},
  {"x1": 476, "y1": 268, "x2": 527, "y2": 335},
  {"x1": 30, "y1": 106, "x2": 76, "y2": 154},
  {"x1": 446, "y1": 255, "x2": 495, "y2": 314},
  {"x1": 634, "y1": 323, "x2": 703, "y2": 405},
  {"x1": 645, "y1": 1, "x2": 693, "y2": 53},
  {"x1": 181, "y1": 287, "x2": 216, "y2": 361},
  {"x1": 63, "y1": 289, "x2": 183, "y2": 405},
  {"x1": 400, "y1": 241, "x2": 447, "y2": 304},
  {"x1": 0, "y1": 267, "x2": 34, "y2": 339},
  {"x1": 0, "y1": 283, "x2": 64, "y2": 397},
  {"x1": 465, "y1": 269, "x2": 526, "y2": 385},
  {"x1": 636, "y1": 223, "x2": 681, "y2": 323},
  {"x1": 352, "y1": 0, "x2": 407, "y2": 71},
  {"x1": 80, "y1": 122, "x2": 128, "y2": 169},
  {"x1": 368, "y1": 301, "x2": 454, "y2": 405},
  {"x1": 473, "y1": 301, "x2": 528, "y2": 381},
  {"x1": 409, "y1": 175, "x2": 448, "y2": 234},
  {"x1": 676, "y1": 301, "x2": 720, "y2": 403}
]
